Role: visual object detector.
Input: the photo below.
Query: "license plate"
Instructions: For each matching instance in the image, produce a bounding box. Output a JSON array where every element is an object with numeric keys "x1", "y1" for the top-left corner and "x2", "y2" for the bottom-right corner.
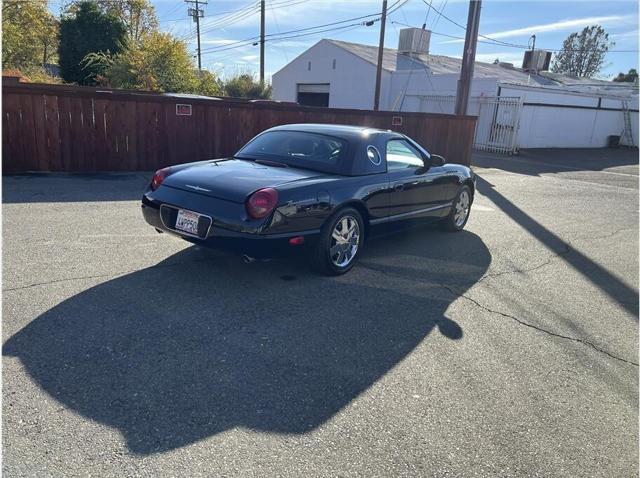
[{"x1": 175, "y1": 209, "x2": 201, "y2": 235}]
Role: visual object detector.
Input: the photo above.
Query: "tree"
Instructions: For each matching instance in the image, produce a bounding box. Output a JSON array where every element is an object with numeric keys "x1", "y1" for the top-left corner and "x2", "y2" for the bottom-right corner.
[
  {"x1": 551, "y1": 25, "x2": 613, "y2": 78},
  {"x1": 85, "y1": 32, "x2": 223, "y2": 96},
  {"x1": 96, "y1": 0, "x2": 158, "y2": 44},
  {"x1": 224, "y1": 74, "x2": 272, "y2": 99},
  {"x1": 196, "y1": 70, "x2": 225, "y2": 97},
  {"x1": 58, "y1": 1, "x2": 126, "y2": 84},
  {"x1": 2, "y1": 0, "x2": 58, "y2": 69},
  {"x1": 613, "y1": 68, "x2": 638, "y2": 83}
]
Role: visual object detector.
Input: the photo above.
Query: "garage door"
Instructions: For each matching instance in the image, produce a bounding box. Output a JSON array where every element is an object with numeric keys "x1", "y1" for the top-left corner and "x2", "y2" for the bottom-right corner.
[{"x1": 297, "y1": 83, "x2": 330, "y2": 107}]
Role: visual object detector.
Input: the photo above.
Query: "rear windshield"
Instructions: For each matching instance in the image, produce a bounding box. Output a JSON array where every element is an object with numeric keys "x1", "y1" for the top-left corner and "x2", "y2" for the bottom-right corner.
[{"x1": 236, "y1": 131, "x2": 347, "y2": 173}]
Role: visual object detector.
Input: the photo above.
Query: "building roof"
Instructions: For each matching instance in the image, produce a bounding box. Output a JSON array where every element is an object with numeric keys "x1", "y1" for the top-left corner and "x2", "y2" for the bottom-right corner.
[{"x1": 326, "y1": 39, "x2": 638, "y2": 97}]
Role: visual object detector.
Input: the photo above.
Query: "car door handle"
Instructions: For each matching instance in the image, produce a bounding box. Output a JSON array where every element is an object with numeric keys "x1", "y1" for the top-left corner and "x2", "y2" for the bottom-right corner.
[{"x1": 393, "y1": 183, "x2": 405, "y2": 191}]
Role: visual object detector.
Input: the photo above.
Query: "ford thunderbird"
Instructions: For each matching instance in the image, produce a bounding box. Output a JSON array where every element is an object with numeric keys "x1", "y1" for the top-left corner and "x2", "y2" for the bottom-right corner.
[{"x1": 141, "y1": 124, "x2": 475, "y2": 275}]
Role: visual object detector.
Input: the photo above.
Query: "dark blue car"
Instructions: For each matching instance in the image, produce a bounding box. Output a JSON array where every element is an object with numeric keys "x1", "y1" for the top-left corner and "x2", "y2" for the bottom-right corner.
[{"x1": 141, "y1": 124, "x2": 475, "y2": 275}]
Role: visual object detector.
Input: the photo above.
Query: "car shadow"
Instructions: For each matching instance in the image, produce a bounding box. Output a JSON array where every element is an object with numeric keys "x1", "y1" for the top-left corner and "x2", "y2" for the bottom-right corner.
[
  {"x1": 473, "y1": 148, "x2": 638, "y2": 178},
  {"x1": 3, "y1": 228, "x2": 490, "y2": 455}
]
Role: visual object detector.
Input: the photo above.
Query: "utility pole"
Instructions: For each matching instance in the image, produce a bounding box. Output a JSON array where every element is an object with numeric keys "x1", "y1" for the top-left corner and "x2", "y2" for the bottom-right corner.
[
  {"x1": 186, "y1": 0, "x2": 207, "y2": 70},
  {"x1": 373, "y1": 0, "x2": 387, "y2": 111},
  {"x1": 260, "y1": 0, "x2": 265, "y2": 83},
  {"x1": 454, "y1": 0, "x2": 481, "y2": 115}
]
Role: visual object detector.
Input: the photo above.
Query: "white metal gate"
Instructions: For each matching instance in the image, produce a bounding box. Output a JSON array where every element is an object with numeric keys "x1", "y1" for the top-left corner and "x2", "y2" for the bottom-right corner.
[
  {"x1": 474, "y1": 96, "x2": 522, "y2": 154},
  {"x1": 410, "y1": 95, "x2": 522, "y2": 154}
]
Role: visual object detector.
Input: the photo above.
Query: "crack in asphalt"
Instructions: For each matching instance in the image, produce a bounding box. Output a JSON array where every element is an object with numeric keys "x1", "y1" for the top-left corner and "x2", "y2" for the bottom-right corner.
[
  {"x1": 3, "y1": 273, "x2": 115, "y2": 292},
  {"x1": 478, "y1": 243, "x2": 572, "y2": 283},
  {"x1": 477, "y1": 225, "x2": 636, "y2": 283},
  {"x1": 570, "y1": 226, "x2": 637, "y2": 243},
  {"x1": 439, "y1": 283, "x2": 639, "y2": 367},
  {"x1": 358, "y1": 262, "x2": 638, "y2": 367},
  {"x1": 2, "y1": 258, "x2": 221, "y2": 293}
]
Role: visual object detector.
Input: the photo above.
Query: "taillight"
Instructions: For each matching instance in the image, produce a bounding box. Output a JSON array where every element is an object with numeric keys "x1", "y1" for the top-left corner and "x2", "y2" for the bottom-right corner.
[
  {"x1": 150, "y1": 167, "x2": 171, "y2": 191},
  {"x1": 246, "y1": 188, "x2": 278, "y2": 219}
]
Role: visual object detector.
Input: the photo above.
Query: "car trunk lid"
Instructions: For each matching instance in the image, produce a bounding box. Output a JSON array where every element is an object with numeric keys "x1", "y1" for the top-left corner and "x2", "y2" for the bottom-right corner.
[{"x1": 162, "y1": 159, "x2": 324, "y2": 203}]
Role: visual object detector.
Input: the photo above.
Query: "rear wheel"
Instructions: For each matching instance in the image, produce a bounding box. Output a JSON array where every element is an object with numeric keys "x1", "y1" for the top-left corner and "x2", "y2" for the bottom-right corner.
[
  {"x1": 310, "y1": 207, "x2": 364, "y2": 275},
  {"x1": 441, "y1": 185, "x2": 472, "y2": 232}
]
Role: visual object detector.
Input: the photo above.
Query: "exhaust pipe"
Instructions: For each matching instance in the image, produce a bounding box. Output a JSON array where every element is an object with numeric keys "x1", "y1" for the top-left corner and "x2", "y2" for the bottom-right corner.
[{"x1": 242, "y1": 254, "x2": 256, "y2": 264}]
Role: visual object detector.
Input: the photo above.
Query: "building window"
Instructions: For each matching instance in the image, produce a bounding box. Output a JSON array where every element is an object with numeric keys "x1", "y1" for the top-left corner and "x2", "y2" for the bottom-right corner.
[
  {"x1": 332, "y1": 59, "x2": 336, "y2": 70},
  {"x1": 307, "y1": 61, "x2": 311, "y2": 71}
]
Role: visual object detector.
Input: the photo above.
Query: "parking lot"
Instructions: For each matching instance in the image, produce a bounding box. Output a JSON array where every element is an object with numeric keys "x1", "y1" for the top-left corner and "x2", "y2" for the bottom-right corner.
[{"x1": 3, "y1": 148, "x2": 638, "y2": 477}]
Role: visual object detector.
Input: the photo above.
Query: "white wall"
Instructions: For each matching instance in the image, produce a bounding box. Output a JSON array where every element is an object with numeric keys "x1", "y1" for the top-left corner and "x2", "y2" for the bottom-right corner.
[
  {"x1": 501, "y1": 84, "x2": 639, "y2": 148},
  {"x1": 385, "y1": 71, "x2": 497, "y2": 111},
  {"x1": 272, "y1": 40, "x2": 391, "y2": 110},
  {"x1": 272, "y1": 41, "x2": 639, "y2": 149},
  {"x1": 272, "y1": 41, "x2": 496, "y2": 112}
]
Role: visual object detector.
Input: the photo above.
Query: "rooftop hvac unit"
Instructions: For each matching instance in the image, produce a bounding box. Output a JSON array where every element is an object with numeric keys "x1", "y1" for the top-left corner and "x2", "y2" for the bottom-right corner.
[
  {"x1": 522, "y1": 50, "x2": 552, "y2": 72},
  {"x1": 398, "y1": 27, "x2": 431, "y2": 55}
]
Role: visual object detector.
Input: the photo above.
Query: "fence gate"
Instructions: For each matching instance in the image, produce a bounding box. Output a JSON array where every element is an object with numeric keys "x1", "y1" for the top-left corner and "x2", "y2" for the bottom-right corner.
[
  {"x1": 474, "y1": 96, "x2": 522, "y2": 154},
  {"x1": 412, "y1": 94, "x2": 522, "y2": 154}
]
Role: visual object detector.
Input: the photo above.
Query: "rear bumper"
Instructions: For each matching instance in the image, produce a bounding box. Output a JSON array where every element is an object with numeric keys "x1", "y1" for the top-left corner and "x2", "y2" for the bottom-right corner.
[{"x1": 141, "y1": 198, "x2": 319, "y2": 258}]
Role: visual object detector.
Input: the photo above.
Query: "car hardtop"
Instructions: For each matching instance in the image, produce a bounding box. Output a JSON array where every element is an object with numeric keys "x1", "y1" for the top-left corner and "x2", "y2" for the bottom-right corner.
[
  {"x1": 265, "y1": 123, "x2": 405, "y2": 145},
  {"x1": 246, "y1": 124, "x2": 431, "y2": 177}
]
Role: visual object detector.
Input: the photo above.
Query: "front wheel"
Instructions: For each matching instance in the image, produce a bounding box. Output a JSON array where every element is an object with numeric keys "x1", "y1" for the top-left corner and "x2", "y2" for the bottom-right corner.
[
  {"x1": 441, "y1": 185, "x2": 472, "y2": 232},
  {"x1": 310, "y1": 207, "x2": 364, "y2": 275}
]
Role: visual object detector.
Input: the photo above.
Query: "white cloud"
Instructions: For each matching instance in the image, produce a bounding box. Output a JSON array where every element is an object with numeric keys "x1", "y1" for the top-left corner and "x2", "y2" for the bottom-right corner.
[
  {"x1": 442, "y1": 15, "x2": 633, "y2": 43},
  {"x1": 241, "y1": 55, "x2": 259, "y2": 62}
]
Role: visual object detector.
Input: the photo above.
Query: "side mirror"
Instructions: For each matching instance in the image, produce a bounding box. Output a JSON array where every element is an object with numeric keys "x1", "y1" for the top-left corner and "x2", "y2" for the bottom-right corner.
[{"x1": 430, "y1": 154, "x2": 446, "y2": 167}]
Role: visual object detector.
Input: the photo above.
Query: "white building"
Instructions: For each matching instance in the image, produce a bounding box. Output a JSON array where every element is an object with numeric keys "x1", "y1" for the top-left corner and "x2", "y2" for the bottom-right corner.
[{"x1": 272, "y1": 28, "x2": 639, "y2": 152}]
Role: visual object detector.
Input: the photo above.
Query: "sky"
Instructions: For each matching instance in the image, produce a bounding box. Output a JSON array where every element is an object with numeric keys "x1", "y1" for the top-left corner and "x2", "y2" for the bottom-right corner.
[{"x1": 119, "y1": 0, "x2": 640, "y2": 80}]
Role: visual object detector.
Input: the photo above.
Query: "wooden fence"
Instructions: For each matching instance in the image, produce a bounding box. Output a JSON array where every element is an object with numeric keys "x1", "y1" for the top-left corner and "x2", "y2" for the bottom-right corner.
[{"x1": 2, "y1": 81, "x2": 477, "y2": 173}]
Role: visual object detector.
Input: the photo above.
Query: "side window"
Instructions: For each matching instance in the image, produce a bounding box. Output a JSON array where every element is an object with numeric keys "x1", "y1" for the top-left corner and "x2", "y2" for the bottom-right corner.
[{"x1": 386, "y1": 139, "x2": 425, "y2": 171}]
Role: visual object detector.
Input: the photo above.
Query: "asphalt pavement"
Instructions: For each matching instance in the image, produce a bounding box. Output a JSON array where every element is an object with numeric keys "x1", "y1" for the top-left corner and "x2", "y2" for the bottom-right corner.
[{"x1": 3, "y1": 148, "x2": 638, "y2": 477}]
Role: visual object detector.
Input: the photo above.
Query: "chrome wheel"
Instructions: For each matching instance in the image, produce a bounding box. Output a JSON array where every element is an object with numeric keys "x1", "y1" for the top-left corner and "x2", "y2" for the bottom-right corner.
[
  {"x1": 330, "y1": 215, "x2": 360, "y2": 267},
  {"x1": 454, "y1": 190, "x2": 470, "y2": 227}
]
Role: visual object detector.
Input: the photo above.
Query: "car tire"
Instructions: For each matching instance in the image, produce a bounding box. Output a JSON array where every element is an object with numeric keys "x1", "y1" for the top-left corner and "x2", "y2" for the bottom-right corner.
[
  {"x1": 441, "y1": 185, "x2": 472, "y2": 232},
  {"x1": 310, "y1": 207, "x2": 365, "y2": 276}
]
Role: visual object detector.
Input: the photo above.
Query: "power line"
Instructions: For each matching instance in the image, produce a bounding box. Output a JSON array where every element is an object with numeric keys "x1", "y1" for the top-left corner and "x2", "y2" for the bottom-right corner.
[
  {"x1": 200, "y1": 23, "x2": 369, "y2": 54},
  {"x1": 197, "y1": 0, "x2": 408, "y2": 60},
  {"x1": 392, "y1": 20, "x2": 639, "y2": 53},
  {"x1": 264, "y1": 12, "x2": 381, "y2": 39},
  {"x1": 430, "y1": 0, "x2": 448, "y2": 30},
  {"x1": 420, "y1": 0, "x2": 527, "y2": 49},
  {"x1": 198, "y1": 9, "x2": 388, "y2": 54},
  {"x1": 179, "y1": 0, "x2": 259, "y2": 41},
  {"x1": 187, "y1": 0, "x2": 312, "y2": 42},
  {"x1": 199, "y1": 20, "x2": 376, "y2": 55},
  {"x1": 162, "y1": 0, "x2": 254, "y2": 23},
  {"x1": 386, "y1": 0, "x2": 410, "y2": 16},
  {"x1": 423, "y1": 0, "x2": 433, "y2": 26},
  {"x1": 418, "y1": 0, "x2": 639, "y2": 52},
  {"x1": 160, "y1": 1, "x2": 186, "y2": 22},
  {"x1": 268, "y1": 0, "x2": 290, "y2": 63}
]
